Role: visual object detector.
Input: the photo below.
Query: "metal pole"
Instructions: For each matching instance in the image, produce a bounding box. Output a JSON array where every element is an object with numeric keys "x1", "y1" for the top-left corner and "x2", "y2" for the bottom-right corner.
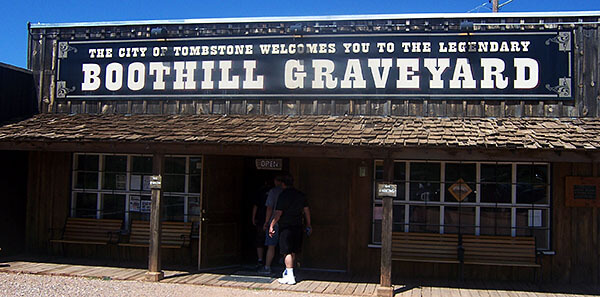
[
  {"x1": 492, "y1": 0, "x2": 499, "y2": 12},
  {"x1": 146, "y1": 153, "x2": 164, "y2": 281}
]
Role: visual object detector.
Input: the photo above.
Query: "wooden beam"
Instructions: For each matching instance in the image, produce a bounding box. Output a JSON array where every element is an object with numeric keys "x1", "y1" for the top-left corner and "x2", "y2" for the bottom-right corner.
[
  {"x1": 146, "y1": 153, "x2": 164, "y2": 281},
  {"x1": 377, "y1": 158, "x2": 394, "y2": 297},
  {"x1": 1, "y1": 140, "x2": 600, "y2": 163}
]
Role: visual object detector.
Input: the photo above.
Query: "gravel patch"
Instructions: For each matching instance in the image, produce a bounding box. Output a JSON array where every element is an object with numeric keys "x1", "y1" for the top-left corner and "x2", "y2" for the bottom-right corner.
[{"x1": 0, "y1": 272, "x2": 350, "y2": 297}]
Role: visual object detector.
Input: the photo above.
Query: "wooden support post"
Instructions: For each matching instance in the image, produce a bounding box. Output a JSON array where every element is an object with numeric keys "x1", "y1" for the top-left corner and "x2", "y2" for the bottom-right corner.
[
  {"x1": 146, "y1": 153, "x2": 164, "y2": 282},
  {"x1": 377, "y1": 158, "x2": 394, "y2": 297}
]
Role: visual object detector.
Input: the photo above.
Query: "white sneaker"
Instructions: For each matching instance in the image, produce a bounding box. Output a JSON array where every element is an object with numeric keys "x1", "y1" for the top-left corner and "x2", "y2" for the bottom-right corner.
[{"x1": 277, "y1": 270, "x2": 296, "y2": 285}]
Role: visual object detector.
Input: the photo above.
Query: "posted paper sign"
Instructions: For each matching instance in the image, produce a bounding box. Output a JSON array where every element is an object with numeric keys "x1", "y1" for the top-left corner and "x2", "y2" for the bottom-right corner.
[
  {"x1": 141, "y1": 200, "x2": 152, "y2": 213},
  {"x1": 129, "y1": 195, "x2": 140, "y2": 212},
  {"x1": 528, "y1": 209, "x2": 542, "y2": 227}
]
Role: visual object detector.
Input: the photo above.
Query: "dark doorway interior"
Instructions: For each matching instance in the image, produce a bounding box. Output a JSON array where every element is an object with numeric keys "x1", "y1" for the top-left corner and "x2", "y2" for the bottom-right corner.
[
  {"x1": 240, "y1": 157, "x2": 288, "y2": 266},
  {"x1": 0, "y1": 151, "x2": 28, "y2": 256}
]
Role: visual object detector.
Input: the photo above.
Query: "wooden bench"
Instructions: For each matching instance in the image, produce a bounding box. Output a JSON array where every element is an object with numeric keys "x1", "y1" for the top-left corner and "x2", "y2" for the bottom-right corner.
[
  {"x1": 118, "y1": 220, "x2": 192, "y2": 249},
  {"x1": 391, "y1": 232, "x2": 540, "y2": 280},
  {"x1": 462, "y1": 234, "x2": 540, "y2": 268},
  {"x1": 50, "y1": 217, "x2": 122, "y2": 245},
  {"x1": 392, "y1": 232, "x2": 460, "y2": 264}
]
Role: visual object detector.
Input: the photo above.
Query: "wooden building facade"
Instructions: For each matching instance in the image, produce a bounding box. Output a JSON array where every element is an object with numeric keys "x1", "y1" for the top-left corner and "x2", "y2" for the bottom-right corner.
[{"x1": 0, "y1": 11, "x2": 599, "y2": 290}]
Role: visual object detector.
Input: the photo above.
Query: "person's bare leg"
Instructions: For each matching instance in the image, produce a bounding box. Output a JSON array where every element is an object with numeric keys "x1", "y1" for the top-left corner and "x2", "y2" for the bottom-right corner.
[
  {"x1": 284, "y1": 253, "x2": 293, "y2": 268},
  {"x1": 266, "y1": 246, "x2": 275, "y2": 267},
  {"x1": 256, "y1": 247, "x2": 264, "y2": 263}
]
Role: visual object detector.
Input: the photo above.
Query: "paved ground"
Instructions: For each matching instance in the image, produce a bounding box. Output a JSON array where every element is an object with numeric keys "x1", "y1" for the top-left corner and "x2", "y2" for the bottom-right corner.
[{"x1": 0, "y1": 272, "x2": 349, "y2": 297}]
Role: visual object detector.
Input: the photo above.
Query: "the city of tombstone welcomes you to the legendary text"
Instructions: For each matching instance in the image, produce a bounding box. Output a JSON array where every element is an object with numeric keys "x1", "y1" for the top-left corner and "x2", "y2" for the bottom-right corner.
[{"x1": 56, "y1": 31, "x2": 572, "y2": 99}]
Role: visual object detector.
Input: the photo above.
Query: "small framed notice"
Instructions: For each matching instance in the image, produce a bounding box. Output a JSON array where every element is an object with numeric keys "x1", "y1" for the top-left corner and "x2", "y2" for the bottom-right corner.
[
  {"x1": 565, "y1": 176, "x2": 600, "y2": 207},
  {"x1": 140, "y1": 200, "x2": 152, "y2": 213},
  {"x1": 377, "y1": 183, "x2": 397, "y2": 198},
  {"x1": 129, "y1": 195, "x2": 141, "y2": 212}
]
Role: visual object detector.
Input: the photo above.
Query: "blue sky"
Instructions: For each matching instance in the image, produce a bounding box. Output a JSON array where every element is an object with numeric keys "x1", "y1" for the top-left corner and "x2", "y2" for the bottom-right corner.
[{"x1": 2, "y1": 0, "x2": 599, "y2": 68}]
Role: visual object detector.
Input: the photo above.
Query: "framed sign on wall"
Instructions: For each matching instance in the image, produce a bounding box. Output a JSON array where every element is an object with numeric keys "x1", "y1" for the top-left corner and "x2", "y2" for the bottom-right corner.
[{"x1": 565, "y1": 176, "x2": 600, "y2": 207}]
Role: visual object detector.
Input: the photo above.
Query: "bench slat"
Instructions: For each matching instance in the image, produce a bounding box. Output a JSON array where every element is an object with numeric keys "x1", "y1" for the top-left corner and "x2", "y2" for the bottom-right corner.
[
  {"x1": 52, "y1": 218, "x2": 123, "y2": 245},
  {"x1": 119, "y1": 220, "x2": 192, "y2": 248}
]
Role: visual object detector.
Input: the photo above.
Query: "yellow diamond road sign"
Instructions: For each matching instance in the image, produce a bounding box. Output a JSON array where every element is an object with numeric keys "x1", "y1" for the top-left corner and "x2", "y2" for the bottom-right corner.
[{"x1": 449, "y1": 178, "x2": 472, "y2": 201}]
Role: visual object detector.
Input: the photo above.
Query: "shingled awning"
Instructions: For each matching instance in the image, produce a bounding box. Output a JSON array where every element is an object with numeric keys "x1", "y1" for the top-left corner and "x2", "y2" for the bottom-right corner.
[{"x1": 0, "y1": 113, "x2": 599, "y2": 151}]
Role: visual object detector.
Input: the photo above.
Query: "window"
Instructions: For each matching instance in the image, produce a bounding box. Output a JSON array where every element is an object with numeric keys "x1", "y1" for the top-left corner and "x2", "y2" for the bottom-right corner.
[
  {"x1": 372, "y1": 161, "x2": 551, "y2": 250},
  {"x1": 72, "y1": 154, "x2": 203, "y2": 230}
]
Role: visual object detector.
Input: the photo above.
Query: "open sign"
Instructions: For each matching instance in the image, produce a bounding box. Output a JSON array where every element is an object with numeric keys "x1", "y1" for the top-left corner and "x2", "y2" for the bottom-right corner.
[{"x1": 255, "y1": 159, "x2": 283, "y2": 170}]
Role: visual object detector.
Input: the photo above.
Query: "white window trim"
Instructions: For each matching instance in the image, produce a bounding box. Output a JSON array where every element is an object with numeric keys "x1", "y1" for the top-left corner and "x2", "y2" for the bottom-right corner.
[{"x1": 372, "y1": 160, "x2": 551, "y2": 250}]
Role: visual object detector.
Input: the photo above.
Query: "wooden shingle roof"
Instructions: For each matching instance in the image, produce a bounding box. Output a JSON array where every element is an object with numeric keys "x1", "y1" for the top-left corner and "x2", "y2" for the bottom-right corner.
[{"x1": 1, "y1": 113, "x2": 599, "y2": 151}]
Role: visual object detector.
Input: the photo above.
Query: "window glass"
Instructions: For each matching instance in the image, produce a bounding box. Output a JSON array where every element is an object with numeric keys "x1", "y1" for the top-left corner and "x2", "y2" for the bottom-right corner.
[
  {"x1": 374, "y1": 161, "x2": 384, "y2": 180},
  {"x1": 372, "y1": 204, "x2": 406, "y2": 243},
  {"x1": 373, "y1": 219, "x2": 382, "y2": 244},
  {"x1": 104, "y1": 155, "x2": 127, "y2": 172},
  {"x1": 480, "y1": 164, "x2": 512, "y2": 203},
  {"x1": 445, "y1": 163, "x2": 476, "y2": 203},
  {"x1": 189, "y1": 157, "x2": 202, "y2": 193},
  {"x1": 444, "y1": 207, "x2": 476, "y2": 234},
  {"x1": 481, "y1": 164, "x2": 511, "y2": 183},
  {"x1": 75, "y1": 155, "x2": 99, "y2": 189},
  {"x1": 409, "y1": 206, "x2": 440, "y2": 233},
  {"x1": 102, "y1": 194, "x2": 125, "y2": 219},
  {"x1": 129, "y1": 195, "x2": 151, "y2": 221},
  {"x1": 517, "y1": 165, "x2": 549, "y2": 204},
  {"x1": 163, "y1": 196, "x2": 185, "y2": 221},
  {"x1": 164, "y1": 175, "x2": 186, "y2": 193},
  {"x1": 164, "y1": 157, "x2": 186, "y2": 193},
  {"x1": 75, "y1": 192, "x2": 97, "y2": 218},
  {"x1": 480, "y1": 207, "x2": 511, "y2": 236},
  {"x1": 371, "y1": 160, "x2": 551, "y2": 250},
  {"x1": 72, "y1": 154, "x2": 203, "y2": 230},
  {"x1": 76, "y1": 171, "x2": 98, "y2": 189},
  {"x1": 392, "y1": 205, "x2": 405, "y2": 232},
  {"x1": 410, "y1": 162, "x2": 440, "y2": 201},
  {"x1": 132, "y1": 156, "x2": 152, "y2": 173},
  {"x1": 515, "y1": 208, "x2": 549, "y2": 249},
  {"x1": 393, "y1": 162, "x2": 406, "y2": 181},
  {"x1": 77, "y1": 155, "x2": 99, "y2": 171},
  {"x1": 165, "y1": 157, "x2": 186, "y2": 174},
  {"x1": 103, "y1": 156, "x2": 127, "y2": 190},
  {"x1": 131, "y1": 156, "x2": 152, "y2": 191}
]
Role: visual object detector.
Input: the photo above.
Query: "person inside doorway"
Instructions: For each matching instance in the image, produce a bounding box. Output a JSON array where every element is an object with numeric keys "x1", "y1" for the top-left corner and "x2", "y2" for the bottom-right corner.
[
  {"x1": 251, "y1": 180, "x2": 269, "y2": 268},
  {"x1": 268, "y1": 173, "x2": 311, "y2": 285},
  {"x1": 258, "y1": 175, "x2": 283, "y2": 275}
]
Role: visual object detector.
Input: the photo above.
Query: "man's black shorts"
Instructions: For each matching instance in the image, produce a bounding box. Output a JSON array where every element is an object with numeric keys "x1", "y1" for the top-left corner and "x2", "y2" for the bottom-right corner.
[{"x1": 279, "y1": 225, "x2": 303, "y2": 254}]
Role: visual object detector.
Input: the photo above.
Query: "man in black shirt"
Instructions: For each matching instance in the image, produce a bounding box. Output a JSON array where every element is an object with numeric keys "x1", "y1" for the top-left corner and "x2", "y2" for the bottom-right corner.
[{"x1": 268, "y1": 174, "x2": 311, "y2": 285}]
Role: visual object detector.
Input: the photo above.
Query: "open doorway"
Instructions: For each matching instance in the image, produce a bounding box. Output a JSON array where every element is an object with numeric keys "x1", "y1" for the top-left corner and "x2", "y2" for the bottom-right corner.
[{"x1": 240, "y1": 157, "x2": 288, "y2": 268}]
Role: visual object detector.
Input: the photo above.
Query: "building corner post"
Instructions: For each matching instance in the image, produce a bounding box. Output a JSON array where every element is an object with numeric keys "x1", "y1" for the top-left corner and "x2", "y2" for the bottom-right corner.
[
  {"x1": 146, "y1": 153, "x2": 164, "y2": 282},
  {"x1": 377, "y1": 157, "x2": 394, "y2": 297}
]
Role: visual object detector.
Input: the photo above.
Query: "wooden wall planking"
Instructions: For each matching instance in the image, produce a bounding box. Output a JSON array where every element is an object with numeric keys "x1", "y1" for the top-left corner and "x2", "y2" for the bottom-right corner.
[
  {"x1": 290, "y1": 157, "x2": 351, "y2": 271},
  {"x1": 26, "y1": 151, "x2": 71, "y2": 253}
]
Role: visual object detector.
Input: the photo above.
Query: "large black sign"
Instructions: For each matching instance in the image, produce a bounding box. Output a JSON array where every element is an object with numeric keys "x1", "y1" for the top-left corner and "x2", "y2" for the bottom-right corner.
[{"x1": 56, "y1": 32, "x2": 572, "y2": 100}]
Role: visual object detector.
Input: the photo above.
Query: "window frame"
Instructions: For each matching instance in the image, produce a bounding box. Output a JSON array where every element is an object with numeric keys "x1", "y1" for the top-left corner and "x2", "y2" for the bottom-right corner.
[
  {"x1": 71, "y1": 153, "x2": 203, "y2": 230},
  {"x1": 371, "y1": 160, "x2": 552, "y2": 251}
]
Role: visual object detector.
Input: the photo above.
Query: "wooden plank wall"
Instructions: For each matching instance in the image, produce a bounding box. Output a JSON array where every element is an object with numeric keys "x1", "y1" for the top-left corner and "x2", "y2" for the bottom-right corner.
[
  {"x1": 543, "y1": 161, "x2": 600, "y2": 284},
  {"x1": 199, "y1": 155, "x2": 244, "y2": 268},
  {"x1": 347, "y1": 159, "x2": 381, "y2": 276},
  {"x1": 25, "y1": 151, "x2": 71, "y2": 253},
  {"x1": 345, "y1": 160, "x2": 600, "y2": 284},
  {"x1": 290, "y1": 157, "x2": 351, "y2": 271},
  {"x1": 28, "y1": 23, "x2": 600, "y2": 118}
]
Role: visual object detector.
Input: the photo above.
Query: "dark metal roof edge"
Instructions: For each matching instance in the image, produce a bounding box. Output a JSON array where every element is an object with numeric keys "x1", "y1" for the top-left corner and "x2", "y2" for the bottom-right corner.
[
  {"x1": 29, "y1": 11, "x2": 600, "y2": 29},
  {"x1": 0, "y1": 62, "x2": 32, "y2": 74}
]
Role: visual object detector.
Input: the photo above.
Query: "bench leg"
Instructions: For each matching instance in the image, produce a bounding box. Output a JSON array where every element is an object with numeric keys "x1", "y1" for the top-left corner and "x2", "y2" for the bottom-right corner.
[{"x1": 458, "y1": 262, "x2": 464, "y2": 282}]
